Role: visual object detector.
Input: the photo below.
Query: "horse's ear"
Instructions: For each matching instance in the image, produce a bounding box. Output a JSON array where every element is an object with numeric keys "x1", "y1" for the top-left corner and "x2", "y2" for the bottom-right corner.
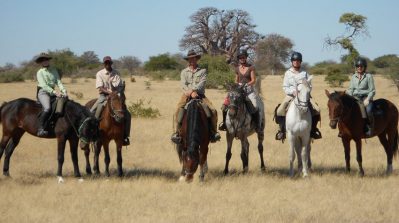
[{"x1": 325, "y1": 89, "x2": 330, "y2": 97}]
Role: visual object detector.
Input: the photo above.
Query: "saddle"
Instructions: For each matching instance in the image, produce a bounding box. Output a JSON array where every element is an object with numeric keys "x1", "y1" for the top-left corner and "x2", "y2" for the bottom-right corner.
[{"x1": 37, "y1": 97, "x2": 68, "y2": 133}]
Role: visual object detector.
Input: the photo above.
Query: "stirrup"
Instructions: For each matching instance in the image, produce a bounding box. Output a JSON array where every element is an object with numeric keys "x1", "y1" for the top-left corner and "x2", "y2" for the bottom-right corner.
[
  {"x1": 311, "y1": 129, "x2": 322, "y2": 139},
  {"x1": 171, "y1": 133, "x2": 182, "y2": 144},
  {"x1": 218, "y1": 122, "x2": 227, "y2": 131},
  {"x1": 210, "y1": 132, "x2": 221, "y2": 143},
  {"x1": 275, "y1": 131, "x2": 286, "y2": 140},
  {"x1": 37, "y1": 129, "x2": 48, "y2": 137}
]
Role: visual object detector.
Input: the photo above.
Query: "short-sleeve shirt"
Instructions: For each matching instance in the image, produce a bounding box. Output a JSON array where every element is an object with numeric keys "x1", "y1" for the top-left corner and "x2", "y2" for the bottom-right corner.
[
  {"x1": 180, "y1": 67, "x2": 207, "y2": 95},
  {"x1": 95, "y1": 68, "x2": 121, "y2": 91}
]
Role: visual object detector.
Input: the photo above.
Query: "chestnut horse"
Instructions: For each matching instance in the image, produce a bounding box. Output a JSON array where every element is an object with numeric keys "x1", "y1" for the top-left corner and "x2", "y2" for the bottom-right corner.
[
  {"x1": 176, "y1": 99, "x2": 210, "y2": 182},
  {"x1": 325, "y1": 90, "x2": 398, "y2": 176},
  {"x1": 0, "y1": 98, "x2": 98, "y2": 182},
  {"x1": 84, "y1": 90, "x2": 126, "y2": 177}
]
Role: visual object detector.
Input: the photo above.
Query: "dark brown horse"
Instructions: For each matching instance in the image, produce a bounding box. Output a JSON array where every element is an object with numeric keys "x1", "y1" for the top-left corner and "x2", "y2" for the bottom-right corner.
[
  {"x1": 176, "y1": 99, "x2": 210, "y2": 182},
  {"x1": 0, "y1": 98, "x2": 98, "y2": 182},
  {"x1": 325, "y1": 90, "x2": 398, "y2": 176},
  {"x1": 84, "y1": 90, "x2": 126, "y2": 177}
]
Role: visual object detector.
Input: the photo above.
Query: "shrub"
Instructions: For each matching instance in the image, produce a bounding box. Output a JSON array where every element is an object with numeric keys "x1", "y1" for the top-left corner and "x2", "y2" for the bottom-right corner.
[
  {"x1": 0, "y1": 71, "x2": 24, "y2": 83},
  {"x1": 127, "y1": 98, "x2": 161, "y2": 118},
  {"x1": 144, "y1": 54, "x2": 179, "y2": 71},
  {"x1": 324, "y1": 67, "x2": 349, "y2": 87},
  {"x1": 70, "y1": 91, "x2": 84, "y2": 99}
]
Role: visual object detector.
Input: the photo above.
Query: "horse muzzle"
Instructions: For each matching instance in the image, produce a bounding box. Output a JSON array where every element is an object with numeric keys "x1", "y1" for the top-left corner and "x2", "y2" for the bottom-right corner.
[{"x1": 329, "y1": 120, "x2": 338, "y2": 129}]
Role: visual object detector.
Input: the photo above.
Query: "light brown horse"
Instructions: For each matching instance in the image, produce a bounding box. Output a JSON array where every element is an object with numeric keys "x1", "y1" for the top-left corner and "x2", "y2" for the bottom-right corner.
[
  {"x1": 176, "y1": 99, "x2": 210, "y2": 182},
  {"x1": 84, "y1": 91, "x2": 126, "y2": 177},
  {"x1": 325, "y1": 90, "x2": 398, "y2": 176}
]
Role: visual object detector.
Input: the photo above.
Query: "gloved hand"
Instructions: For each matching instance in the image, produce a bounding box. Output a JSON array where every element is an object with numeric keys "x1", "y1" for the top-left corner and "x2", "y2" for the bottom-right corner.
[{"x1": 363, "y1": 97, "x2": 370, "y2": 106}]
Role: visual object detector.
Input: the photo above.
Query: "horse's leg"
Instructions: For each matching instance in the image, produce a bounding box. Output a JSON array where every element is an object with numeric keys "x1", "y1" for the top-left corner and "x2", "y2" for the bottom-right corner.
[
  {"x1": 57, "y1": 136, "x2": 67, "y2": 183},
  {"x1": 179, "y1": 150, "x2": 186, "y2": 182},
  {"x1": 224, "y1": 133, "x2": 233, "y2": 175},
  {"x1": 3, "y1": 131, "x2": 24, "y2": 176},
  {"x1": 68, "y1": 138, "x2": 82, "y2": 178},
  {"x1": 103, "y1": 142, "x2": 111, "y2": 177},
  {"x1": 295, "y1": 139, "x2": 302, "y2": 174},
  {"x1": 93, "y1": 140, "x2": 102, "y2": 175},
  {"x1": 287, "y1": 132, "x2": 295, "y2": 177},
  {"x1": 307, "y1": 144, "x2": 312, "y2": 170},
  {"x1": 84, "y1": 147, "x2": 92, "y2": 175},
  {"x1": 257, "y1": 130, "x2": 265, "y2": 172},
  {"x1": 378, "y1": 133, "x2": 393, "y2": 175},
  {"x1": 116, "y1": 142, "x2": 123, "y2": 177},
  {"x1": 301, "y1": 137, "x2": 311, "y2": 177},
  {"x1": 199, "y1": 145, "x2": 209, "y2": 182},
  {"x1": 0, "y1": 135, "x2": 11, "y2": 161},
  {"x1": 240, "y1": 138, "x2": 249, "y2": 173},
  {"x1": 342, "y1": 138, "x2": 351, "y2": 172},
  {"x1": 354, "y1": 139, "x2": 364, "y2": 177}
]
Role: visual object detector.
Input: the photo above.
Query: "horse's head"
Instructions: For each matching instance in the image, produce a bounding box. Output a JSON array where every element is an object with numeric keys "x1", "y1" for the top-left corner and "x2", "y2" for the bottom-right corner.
[
  {"x1": 108, "y1": 84, "x2": 126, "y2": 123},
  {"x1": 294, "y1": 76, "x2": 312, "y2": 113},
  {"x1": 227, "y1": 84, "x2": 246, "y2": 117},
  {"x1": 78, "y1": 117, "x2": 99, "y2": 148},
  {"x1": 325, "y1": 90, "x2": 345, "y2": 129}
]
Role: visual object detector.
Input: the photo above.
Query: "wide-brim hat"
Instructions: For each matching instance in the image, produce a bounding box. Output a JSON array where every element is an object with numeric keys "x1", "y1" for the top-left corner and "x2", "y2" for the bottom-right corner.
[
  {"x1": 184, "y1": 50, "x2": 201, "y2": 60},
  {"x1": 35, "y1": 52, "x2": 52, "y2": 63}
]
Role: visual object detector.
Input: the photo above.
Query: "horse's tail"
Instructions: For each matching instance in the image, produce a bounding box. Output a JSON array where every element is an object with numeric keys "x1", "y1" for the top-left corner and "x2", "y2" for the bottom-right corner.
[
  {"x1": 0, "y1": 102, "x2": 7, "y2": 123},
  {"x1": 186, "y1": 100, "x2": 202, "y2": 159}
]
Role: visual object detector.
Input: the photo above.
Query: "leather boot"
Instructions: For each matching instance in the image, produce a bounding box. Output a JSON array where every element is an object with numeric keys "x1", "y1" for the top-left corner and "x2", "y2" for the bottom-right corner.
[
  {"x1": 310, "y1": 114, "x2": 322, "y2": 139},
  {"x1": 37, "y1": 111, "x2": 51, "y2": 137},
  {"x1": 218, "y1": 109, "x2": 227, "y2": 131},
  {"x1": 275, "y1": 116, "x2": 286, "y2": 140}
]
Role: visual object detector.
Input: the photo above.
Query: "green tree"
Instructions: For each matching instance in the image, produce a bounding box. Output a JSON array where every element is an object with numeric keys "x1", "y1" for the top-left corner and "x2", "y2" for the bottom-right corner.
[
  {"x1": 325, "y1": 13, "x2": 368, "y2": 67},
  {"x1": 144, "y1": 54, "x2": 178, "y2": 71}
]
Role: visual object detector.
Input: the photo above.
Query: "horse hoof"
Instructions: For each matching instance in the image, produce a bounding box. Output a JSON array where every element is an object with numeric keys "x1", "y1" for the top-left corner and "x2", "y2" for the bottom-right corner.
[
  {"x1": 359, "y1": 171, "x2": 365, "y2": 177},
  {"x1": 57, "y1": 176, "x2": 65, "y2": 184},
  {"x1": 386, "y1": 165, "x2": 393, "y2": 175},
  {"x1": 223, "y1": 170, "x2": 229, "y2": 175},
  {"x1": 3, "y1": 171, "x2": 10, "y2": 177},
  {"x1": 302, "y1": 173, "x2": 309, "y2": 178},
  {"x1": 86, "y1": 168, "x2": 92, "y2": 175},
  {"x1": 243, "y1": 167, "x2": 248, "y2": 174},
  {"x1": 78, "y1": 178, "x2": 84, "y2": 183},
  {"x1": 199, "y1": 176, "x2": 205, "y2": 182},
  {"x1": 260, "y1": 166, "x2": 266, "y2": 173}
]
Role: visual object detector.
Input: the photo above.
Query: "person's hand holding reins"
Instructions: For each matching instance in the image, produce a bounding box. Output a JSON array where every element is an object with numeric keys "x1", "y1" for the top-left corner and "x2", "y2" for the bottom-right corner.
[
  {"x1": 185, "y1": 89, "x2": 193, "y2": 97},
  {"x1": 364, "y1": 97, "x2": 370, "y2": 106},
  {"x1": 190, "y1": 91, "x2": 199, "y2": 99}
]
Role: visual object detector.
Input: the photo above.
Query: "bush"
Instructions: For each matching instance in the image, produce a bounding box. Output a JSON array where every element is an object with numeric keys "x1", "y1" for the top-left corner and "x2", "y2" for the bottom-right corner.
[
  {"x1": 127, "y1": 98, "x2": 161, "y2": 118},
  {"x1": 0, "y1": 71, "x2": 24, "y2": 83},
  {"x1": 146, "y1": 70, "x2": 180, "y2": 81},
  {"x1": 324, "y1": 67, "x2": 349, "y2": 87},
  {"x1": 70, "y1": 91, "x2": 84, "y2": 99},
  {"x1": 199, "y1": 55, "x2": 235, "y2": 89},
  {"x1": 144, "y1": 54, "x2": 179, "y2": 71}
]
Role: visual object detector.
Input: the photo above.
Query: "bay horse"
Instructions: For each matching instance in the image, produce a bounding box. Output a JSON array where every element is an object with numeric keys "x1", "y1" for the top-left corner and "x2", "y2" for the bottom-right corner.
[
  {"x1": 286, "y1": 77, "x2": 312, "y2": 177},
  {"x1": 84, "y1": 88, "x2": 127, "y2": 177},
  {"x1": 0, "y1": 98, "x2": 98, "y2": 182},
  {"x1": 176, "y1": 98, "x2": 210, "y2": 182},
  {"x1": 223, "y1": 84, "x2": 265, "y2": 174},
  {"x1": 325, "y1": 90, "x2": 399, "y2": 176}
]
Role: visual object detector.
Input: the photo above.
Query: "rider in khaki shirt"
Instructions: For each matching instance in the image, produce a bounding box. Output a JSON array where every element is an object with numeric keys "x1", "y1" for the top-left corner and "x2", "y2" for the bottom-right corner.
[{"x1": 171, "y1": 50, "x2": 221, "y2": 144}]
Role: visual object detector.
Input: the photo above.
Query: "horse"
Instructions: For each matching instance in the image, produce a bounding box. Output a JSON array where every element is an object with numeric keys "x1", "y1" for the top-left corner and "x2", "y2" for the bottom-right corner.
[
  {"x1": 325, "y1": 90, "x2": 399, "y2": 176},
  {"x1": 0, "y1": 98, "x2": 98, "y2": 182},
  {"x1": 175, "y1": 98, "x2": 210, "y2": 182},
  {"x1": 84, "y1": 88, "x2": 127, "y2": 177},
  {"x1": 223, "y1": 84, "x2": 265, "y2": 174},
  {"x1": 286, "y1": 77, "x2": 313, "y2": 178}
]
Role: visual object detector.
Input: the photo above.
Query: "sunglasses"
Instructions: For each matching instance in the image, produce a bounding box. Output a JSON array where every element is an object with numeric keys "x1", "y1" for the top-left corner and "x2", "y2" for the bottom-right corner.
[{"x1": 356, "y1": 65, "x2": 365, "y2": 68}]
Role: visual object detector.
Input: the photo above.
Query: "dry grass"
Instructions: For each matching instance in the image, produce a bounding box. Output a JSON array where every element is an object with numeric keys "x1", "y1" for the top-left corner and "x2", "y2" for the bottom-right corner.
[{"x1": 0, "y1": 75, "x2": 398, "y2": 223}]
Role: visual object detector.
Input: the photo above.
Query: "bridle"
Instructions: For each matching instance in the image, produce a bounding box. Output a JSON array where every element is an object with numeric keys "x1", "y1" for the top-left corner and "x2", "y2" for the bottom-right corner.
[
  {"x1": 293, "y1": 82, "x2": 309, "y2": 110},
  {"x1": 228, "y1": 90, "x2": 248, "y2": 138},
  {"x1": 109, "y1": 92, "x2": 124, "y2": 123}
]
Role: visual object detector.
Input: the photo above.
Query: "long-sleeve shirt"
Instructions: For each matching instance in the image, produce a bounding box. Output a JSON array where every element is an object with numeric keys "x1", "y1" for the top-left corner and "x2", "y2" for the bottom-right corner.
[
  {"x1": 36, "y1": 67, "x2": 66, "y2": 95},
  {"x1": 346, "y1": 73, "x2": 375, "y2": 100},
  {"x1": 95, "y1": 68, "x2": 122, "y2": 91},
  {"x1": 282, "y1": 68, "x2": 312, "y2": 96},
  {"x1": 180, "y1": 67, "x2": 207, "y2": 95}
]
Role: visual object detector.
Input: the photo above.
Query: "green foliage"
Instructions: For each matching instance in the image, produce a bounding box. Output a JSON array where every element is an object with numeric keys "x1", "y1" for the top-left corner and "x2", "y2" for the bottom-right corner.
[
  {"x1": 144, "y1": 54, "x2": 179, "y2": 71},
  {"x1": 324, "y1": 67, "x2": 350, "y2": 87},
  {"x1": 0, "y1": 70, "x2": 24, "y2": 83},
  {"x1": 127, "y1": 98, "x2": 161, "y2": 118},
  {"x1": 199, "y1": 55, "x2": 235, "y2": 89},
  {"x1": 373, "y1": 55, "x2": 399, "y2": 68}
]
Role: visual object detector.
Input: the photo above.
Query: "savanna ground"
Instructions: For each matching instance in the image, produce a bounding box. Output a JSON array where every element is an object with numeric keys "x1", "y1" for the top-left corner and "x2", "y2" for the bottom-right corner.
[{"x1": 0, "y1": 75, "x2": 398, "y2": 223}]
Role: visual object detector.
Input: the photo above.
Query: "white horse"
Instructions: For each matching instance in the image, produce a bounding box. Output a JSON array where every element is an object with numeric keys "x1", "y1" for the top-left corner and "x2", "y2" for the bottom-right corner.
[
  {"x1": 224, "y1": 84, "x2": 265, "y2": 174},
  {"x1": 286, "y1": 76, "x2": 313, "y2": 177}
]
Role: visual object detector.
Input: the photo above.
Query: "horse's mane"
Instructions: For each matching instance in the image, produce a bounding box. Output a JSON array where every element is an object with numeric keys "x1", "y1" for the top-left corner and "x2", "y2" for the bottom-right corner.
[
  {"x1": 330, "y1": 91, "x2": 358, "y2": 108},
  {"x1": 65, "y1": 100, "x2": 92, "y2": 118}
]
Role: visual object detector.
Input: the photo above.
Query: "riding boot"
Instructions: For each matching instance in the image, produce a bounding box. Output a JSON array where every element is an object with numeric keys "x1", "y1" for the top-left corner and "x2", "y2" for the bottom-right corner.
[
  {"x1": 275, "y1": 115, "x2": 286, "y2": 140},
  {"x1": 310, "y1": 114, "x2": 322, "y2": 139},
  {"x1": 171, "y1": 108, "x2": 185, "y2": 144},
  {"x1": 365, "y1": 116, "x2": 374, "y2": 137},
  {"x1": 37, "y1": 111, "x2": 51, "y2": 137},
  {"x1": 218, "y1": 108, "x2": 227, "y2": 131},
  {"x1": 209, "y1": 118, "x2": 221, "y2": 143},
  {"x1": 122, "y1": 110, "x2": 131, "y2": 146}
]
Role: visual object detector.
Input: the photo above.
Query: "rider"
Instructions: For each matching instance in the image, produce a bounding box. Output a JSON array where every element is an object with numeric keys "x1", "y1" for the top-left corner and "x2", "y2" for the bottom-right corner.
[
  {"x1": 346, "y1": 57, "x2": 375, "y2": 136},
  {"x1": 275, "y1": 51, "x2": 322, "y2": 140},
  {"x1": 91, "y1": 56, "x2": 131, "y2": 145},
  {"x1": 171, "y1": 50, "x2": 221, "y2": 144},
  {"x1": 35, "y1": 52, "x2": 67, "y2": 137},
  {"x1": 218, "y1": 49, "x2": 262, "y2": 131}
]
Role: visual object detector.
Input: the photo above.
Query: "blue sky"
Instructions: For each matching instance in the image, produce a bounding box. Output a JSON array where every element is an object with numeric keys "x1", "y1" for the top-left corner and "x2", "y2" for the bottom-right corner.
[{"x1": 0, "y1": 0, "x2": 398, "y2": 66}]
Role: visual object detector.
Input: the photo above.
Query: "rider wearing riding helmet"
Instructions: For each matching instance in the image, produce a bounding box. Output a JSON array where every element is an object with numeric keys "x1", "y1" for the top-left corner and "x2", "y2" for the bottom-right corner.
[
  {"x1": 275, "y1": 51, "x2": 322, "y2": 141},
  {"x1": 171, "y1": 50, "x2": 221, "y2": 144},
  {"x1": 35, "y1": 52, "x2": 67, "y2": 137},
  {"x1": 346, "y1": 57, "x2": 376, "y2": 136},
  {"x1": 218, "y1": 49, "x2": 262, "y2": 131}
]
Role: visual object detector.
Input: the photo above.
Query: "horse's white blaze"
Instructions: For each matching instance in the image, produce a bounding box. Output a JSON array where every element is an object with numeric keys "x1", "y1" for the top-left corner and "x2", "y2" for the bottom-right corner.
[{"x1": 286, "y1": 77, "x2": 312, "y2": 178}]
